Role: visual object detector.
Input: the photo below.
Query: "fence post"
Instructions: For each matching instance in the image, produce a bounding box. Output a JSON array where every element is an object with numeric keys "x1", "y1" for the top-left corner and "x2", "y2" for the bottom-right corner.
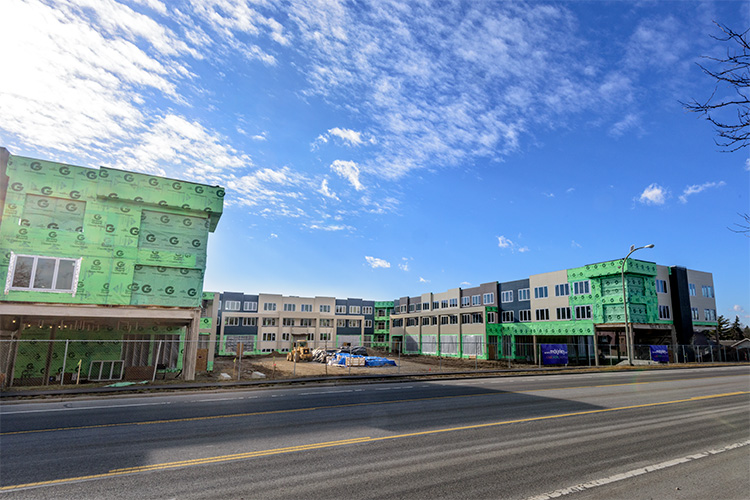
[
  {"x1": 60, "y1": 339, "x2": 70, "y2": 386},
  {"x1": 152, "y1": 341, "x2": 163, "y2": 382},
  {"x1": 710, "y1": 344, "x2": 714, "y2": 363}
]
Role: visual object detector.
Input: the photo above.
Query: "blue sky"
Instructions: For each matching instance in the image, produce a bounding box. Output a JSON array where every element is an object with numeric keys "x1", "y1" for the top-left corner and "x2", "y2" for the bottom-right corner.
[{"x1": 1, "y1": 0, "x2": 748, "y2": 322}]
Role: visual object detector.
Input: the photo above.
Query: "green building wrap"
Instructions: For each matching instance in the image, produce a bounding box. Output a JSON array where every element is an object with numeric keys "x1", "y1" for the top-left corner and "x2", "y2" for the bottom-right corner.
[{"x1": 1, "y1": 154, "x2": 224, "y2": 308}]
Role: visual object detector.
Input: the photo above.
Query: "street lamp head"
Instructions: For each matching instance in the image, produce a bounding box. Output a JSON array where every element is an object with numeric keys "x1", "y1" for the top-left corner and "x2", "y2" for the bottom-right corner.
[
  {"x1": 629, "y1": 245, "x2": 635, "y2": 251},
  {"x1": 644, "y1": 244, "x2": 654, "y2": 248}
]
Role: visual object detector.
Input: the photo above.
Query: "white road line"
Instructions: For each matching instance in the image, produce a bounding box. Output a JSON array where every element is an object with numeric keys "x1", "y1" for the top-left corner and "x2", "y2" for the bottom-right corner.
[
  {"x1": 0, "y1": 401, "x2": 170, "y2": 415},
  {"x1": 196, "y1": 397, "x2": 244, "y2": 402},
  {"x1": 525, "y1": 439, "x2": 750, "y2": 500}
]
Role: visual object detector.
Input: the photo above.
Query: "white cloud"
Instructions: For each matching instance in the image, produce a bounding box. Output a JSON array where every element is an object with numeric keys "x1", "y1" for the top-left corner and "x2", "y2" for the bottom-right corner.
[
  {"x1": 544, "y1": 192, "x2": 555, "y2": 198},
  {"x1": 419, "y1": 277, "x2": 430, "y2": 283},
  {"x1": 365, "y1": 256, "x2": 390, "y2": 269},
  {"x1": 270, "y1": 233, "x2": 278, "y2": 238},
  {"x1": 679, "y1": 181, "x2": 726, "y2": 203},
  {"x1": 566, "y1": 187, "x2": 575, "y2": 193},
  {"x1": 571, "y1": 240, "x2": 582, "y2": 248},
  {"x1": 732, "y1": 305, "x2": 746, "y2": 314},
  {"x1": 318, "y1": 179, "x2": 339, "y2": 201},
  {"x1": 638, "y1": 183, "x2": 668, "y2": 205},
  {"x1": 460, "y1": 281, "x2": 471, "y2": 286},
  {"x1": 497, "y1": 235, "x2": 514, "y2": 249},
  {"x1": 398, "y1": 262, "x2": 409, "y2": 271},
  {"x1": 518, "y1": 246, "x2": 529, "y2": 253},
  {"x1": 609, "y1": 113, "x2": 641, "y2": 137},
  {"x1": 328, "y1": 127, "x2": 363, "y2": 146},
  {"x1": 745, "y1": 158, "x2": 750, "y2": 171},
  {"x1": 331, "y1": 160, "x2": 364, "y2": 191},
  {"x1": 308, "y1": 224, "x2": 351, "y2": 231},
  {"x1": 251, "y1": 131, "x2": 267, "y2": 141}
]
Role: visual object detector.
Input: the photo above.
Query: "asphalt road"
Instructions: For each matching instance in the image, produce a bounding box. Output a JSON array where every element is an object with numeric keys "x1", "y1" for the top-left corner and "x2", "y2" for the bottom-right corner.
[{"x1": 1, "y1": 366, "x2": 748, "y2": 499}]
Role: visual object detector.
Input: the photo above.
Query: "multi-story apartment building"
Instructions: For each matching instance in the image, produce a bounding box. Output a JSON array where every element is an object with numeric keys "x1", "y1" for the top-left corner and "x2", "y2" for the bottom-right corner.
[
  {"x1": 0, "y1": 148, "x2": 224, "y2": 384},
  {"x1": 205, "y1": 258, "x2": 717, "y2": 366}
]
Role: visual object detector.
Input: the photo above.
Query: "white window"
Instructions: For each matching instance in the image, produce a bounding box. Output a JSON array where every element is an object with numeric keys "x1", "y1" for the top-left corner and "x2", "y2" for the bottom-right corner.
[
  {"x1": 658, "y1": 305, "x2": 671, "y2": 320},
  {"x1": 409, "y1": 304, "x2": 415, "y2": 312},
  {"x1": 301, "y1": 304, "x2": 313, "y2": 312},
  {"x1": 572, "y1": 280, "x2": 590, "y2": 295},
  {"x1": 556, "y1": 307, "x2": 571, "y2": 320},
  {"x1": 655, "y1": 279, "x2": 668, "y2": 294},
  {"x1": 224, "y1": 301, "x2": 240, "y2": 311},
  {"x1": 320, "y1": 304, "x2": 331, "y2": 313},
  {"x1": 320, "y1": 319, "x2": 332, "y2": 327},
  {"x1": 282, "y1": 318, "x2": 295, "y2": 326},
  {"x1": 376, "y1": 308, "x2": 386, "y2": 316},
  {"x1": 519, "y1": 309, "x2": 532, "y2": 322},
  {"x1": 263, "y1": 302, "x2": 277, "y2": 311},
  {"x1": 364, "y1": 319, "x2": 373, "y2": 328},
  {"x1": 282, "y1": 332, "x2": 290, "y2": 341},
  {"x1": 691, "y1": 307, "x2": 699, "y2": 320},
  {"x1": 483, "y1": 292, "x2": 495, "y2": 304},
  {"x1": 688, "y1": 284, "x2": 696, "y2": 296},
  {"x1": 336, "y1": 305, "x2": 346, "y2": 314},
  {"x1": 555, "y1": 284, "x2": 569, "y2": 297},
  {"x1": 283, "y1": 303, "x2": 296, "y2": 312},
  {"x1": 471, "y1": 295, "x2": 481, "y2": 306},
  {"x1": 349, "y1": 319, "x2": 360, "y2": 328},
  {"x1": 262, "y1": 332, "x2": 276, "y2": 342},
  {"x1": 337, "y1": 319, "x2": 346, "y2": 327},
  {"x1": 441, "y1": 299, "x2": 449, "y2": 309},
  {"x1": 225, "y1": 317, "x2": 239, "y2": 326},
  {"x1": 487, "y1": 312, "x2": 497, "y2": 323},
  {"x1": 440, "y1": 315, "x2": 449, "y2": 325},
  {"x1": 422, "y1": 317, "x2": 430, "y2": 326},
  {"x1": 461, "y1": 296, "x2": 470, "y2": 306},
  {"x1": 501, "y1": 311, "x2": 514, "y2": 323},
  {"x1": 7, "y1": 254, "x2": 80, "y2": 293},
  {"x1": 472, "y1": 312, "x2": 483, "y2": 323},
  {"x1": 433, "y1": 301, "x2": 439, "y2": 310},
  {"x1": 704, "y1": 309, "x2": 717, "y2": 321},
  {"x1": 702, "y1": 285, "x2": 714, "y2": 298},
  {"x1": 217, "y1": 300, "x2": 221, "y2": 309},
  {"x1": 242, "y1": 317, "x2": 257, "y2": 327},
  {"x1": 363, "y1": 306, "x2": 373, "y2": 314},
  {"x1": 535, "y1": 308, "x2": 549, "y2": 321},
  {"x1": 262, "y1": 318, "x2": 277, "y2": 326},
  {"x1": 501, "y1": 291, "x2": 513, "y2": 303},
  {"x1": 416, "y1": 303, "x2": 422, "y2": 311},
  {"x1": 350, "y1": 305, "x2": 361, "y2": 314},
  {"x1": 518, "y1": 288, "x2": 530, "y2": 301},
  {"x1": 461, "y1": 314, "x2": 471, "y2": 324},
  {"x1": 450, "y1": 315, "x2": 458, "y2": 324},
  {"x1": 575, "y1": 305, "x2": 592, "y2": 320},
  {"x1": 300, "y1": 318, "x2": 314, "y2": 327},
  {"x1": 431, "y1": 316, "x2": 438, "y2": 326},
  {"x1": 243, "y1": 301, "x2": 257, "y2": 311},
  {"x1": 422, "y1": 303, "x2": 430, "y2": 311},
  {"x1": 320, "y1": 333, "x2": 331, "y2": 341},
  {"x1": 534, "y1": 286, "x2": 548, "y2": 299},
  {"x1": 306, "y1": 333, "x2": 315, "y2": 341},
  {"x1": 450, "y1": 298, "x2": 458, "y2": 307}
]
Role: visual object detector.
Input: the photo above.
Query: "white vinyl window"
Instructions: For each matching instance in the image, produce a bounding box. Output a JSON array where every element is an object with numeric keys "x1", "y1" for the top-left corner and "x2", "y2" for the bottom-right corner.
[
  {"x1": 572, "y1": 280, "x2": 590, "y2": 295},
  {"x1": 501, "y1": 311, "x2": 514, "y2": 323},
  {"x1": 501, "y1": 291, "x2": 513, "y2": 303},
  {"x1": 243, "y1": 301, "x2": 258, "y2": 311},
  {"x1": 7, "y1": 253, "x2": 81, "y2": 294},
  {"x1": 301, "y1": 304, "x2": 313, "y2": 312},
  {"x1": 242, "y1": 317, "x2": 256, "y2": 327},
  {"x1": 449, "y1": 298, "x2": 458, "y2": 307},
  {"x1": 658, "y1": 305, "x2": 671, "y2": 320},
  {"x1": 535, "y1": 308, "x2": 550, "y2": 321},
  {"x1": 472, "y1": 295, "x2": 481, "y2": 306},
  {"x1": 483, "y1": 292, "x2": 495, "y2": 304},
  {"x1": 225, "y1": 317, "x2": 239, "y2": 326},
  {"x1": 487, "y1": 312, "x2": 497, "y2": 323},
  {"x1": 336, "y1": 305, "x2": 347, "y2": 314},
  {"x1": 320, "y1": 304, "x2": 331, "y2": 313},
  {"x1": 349, "y1": 305, "x2": 361, "y2": 314},
  {"x1": 534, "y1": 286, "x2": 548, "y2": 299},
  {"x1": 704, "y1": 309, "x2": 716, "y2": 321},
  {"x1": 691, "y1": 307, "x2": 699, "y2": 320},
  {"x1": 702, "y1": 286, "x2": 714, "y2": 298},
  {"x1": 518, "y1": 288, "x2": 530, "y2": 301},
  {"x1": 655, "y1": 279, "x2": 668, "y2": 294},
  {"x1": 283, "y1": 303, "x2": 296, "y2": 312},
  {"x1": 364, "y1": 319, "x2": 373, "y2": 328},
  {"x1": 688, "y1": 284, "x2": 696, "y2": 296},
  {"x1": 519, "y1": 309, "x2": 532, "y2": 322},
  {"x1": 461, "y1": 296, "x2": 470, "y2": 306},
  {"x1": 263, "y1": 302, "x2": 277, "y2": 311},
  {"x1": 575, "y1": 305, "x2": 592, "y2": 320},
  {"x1": 556, "y1": 307, "x2": 571, "y2": 320},
  {"x1": 555, "y1": 284, "x2": 569, "y2": 297},
  {"x1": 225, "y1": 300, "x2": 241, "y2": 311},
  {"x1": 363, "y1": 306, "x2": 373, "y2": 314}
]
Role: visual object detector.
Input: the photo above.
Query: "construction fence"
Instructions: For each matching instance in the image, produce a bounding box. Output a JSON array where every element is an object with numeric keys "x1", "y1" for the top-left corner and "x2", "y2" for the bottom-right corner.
[{"x1": 1, "y1": 339, "x2": 747, "y2": 388}]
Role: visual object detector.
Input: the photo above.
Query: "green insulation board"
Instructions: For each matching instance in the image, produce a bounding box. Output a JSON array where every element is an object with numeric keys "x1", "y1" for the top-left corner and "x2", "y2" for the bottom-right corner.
[{"x1": 1, "y1": 154, "x2": 223, "y2": 307}]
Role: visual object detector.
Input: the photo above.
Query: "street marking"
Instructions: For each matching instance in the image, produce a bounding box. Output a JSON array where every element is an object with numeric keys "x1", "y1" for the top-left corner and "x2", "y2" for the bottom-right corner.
[
  {"x1": 2, "y1": 374, "x2": 746, "y2": 435},
  {"x1": 0, "y1": 402, "x2": 170, "y2": 415},
  {"x1": 1, "y1": 391, "x2": 746, "y2": 492},
  {"x1": 524, "y1": 439, "x2": 750, "y2": 500}
]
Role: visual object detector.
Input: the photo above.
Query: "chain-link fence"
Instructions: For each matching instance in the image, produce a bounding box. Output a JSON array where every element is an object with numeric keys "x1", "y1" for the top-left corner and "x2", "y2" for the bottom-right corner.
[{"x1": 1, "y1": 338, "x2": 747, "y2": 388}]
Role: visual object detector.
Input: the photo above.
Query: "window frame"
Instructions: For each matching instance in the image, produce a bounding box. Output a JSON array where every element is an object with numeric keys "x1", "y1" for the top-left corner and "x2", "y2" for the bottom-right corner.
[
  {"x1": 518, "y1": 288, "x2": 530, "y2": 301},
  {"x1": 500, "y1": 291, "x2": 513, "y2": 303},
  {"x1": 574, "y1": 305, "x2": 592, "y2": 320},
  {"x1": 534, "y1": 286, "x2": 548, "y2": 299},
  {"x1": 554, "y1": 284, "x2": 570, "y2": 297},
  {"x1": 6, "y1": 252, "x2": 82, "y2": 295}
]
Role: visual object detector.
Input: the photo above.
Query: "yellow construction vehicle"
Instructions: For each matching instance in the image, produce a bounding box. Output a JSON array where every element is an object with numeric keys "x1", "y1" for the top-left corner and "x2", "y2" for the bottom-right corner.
[{"x1": 286, "y1": 341, "x2": 312, "y2": 362}]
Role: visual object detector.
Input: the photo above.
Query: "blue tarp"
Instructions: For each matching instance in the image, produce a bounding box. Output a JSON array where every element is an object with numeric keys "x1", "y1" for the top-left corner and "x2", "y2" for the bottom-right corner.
[{"x1": 329, "y1": 353, "x2": 397, "y2": 367}]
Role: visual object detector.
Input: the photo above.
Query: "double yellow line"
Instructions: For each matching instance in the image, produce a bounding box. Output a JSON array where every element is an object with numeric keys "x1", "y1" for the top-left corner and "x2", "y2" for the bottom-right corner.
[{"x1": 1, "y1": 390, "x2": 747, "y2": 492}]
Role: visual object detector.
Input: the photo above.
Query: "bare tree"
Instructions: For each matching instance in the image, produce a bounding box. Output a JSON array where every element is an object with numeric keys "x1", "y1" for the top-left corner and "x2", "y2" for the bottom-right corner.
[
  {"x1": 728, "y1": 212, "x2": 750, "y2": 236},
  {"x1": 683, "y1": 23, "x2": 749, "y2": 152}
]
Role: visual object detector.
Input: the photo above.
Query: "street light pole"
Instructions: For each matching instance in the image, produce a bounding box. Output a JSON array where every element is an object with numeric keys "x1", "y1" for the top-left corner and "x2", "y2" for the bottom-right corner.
[{"x1": 621, "y1": 244, "x2": 654, "y2": 365}]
